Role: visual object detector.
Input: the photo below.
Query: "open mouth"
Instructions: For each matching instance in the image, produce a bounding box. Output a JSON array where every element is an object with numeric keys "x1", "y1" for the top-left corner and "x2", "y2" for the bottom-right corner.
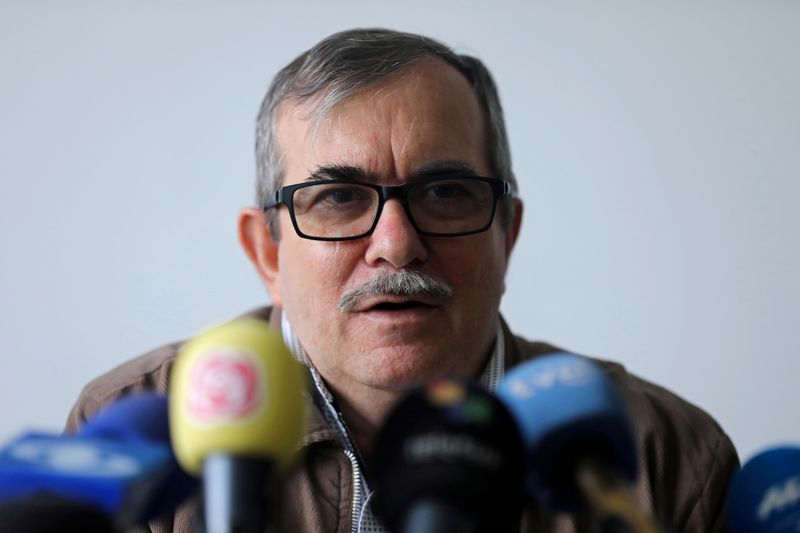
[{"x1": 370, "y1": 300, "x2": 429, "y2": 311}]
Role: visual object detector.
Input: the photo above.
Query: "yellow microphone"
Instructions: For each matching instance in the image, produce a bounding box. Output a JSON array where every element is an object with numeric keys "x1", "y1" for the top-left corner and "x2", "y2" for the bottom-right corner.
[{"x1": 169, "y1": 318, "x2": 306, "y2": 533}]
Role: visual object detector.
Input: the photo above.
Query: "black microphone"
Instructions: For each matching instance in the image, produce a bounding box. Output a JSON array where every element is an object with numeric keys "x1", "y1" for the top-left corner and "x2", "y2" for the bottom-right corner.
[
  {"x1": 497, "y1": 352, "x2": 662, "y2": 533},
  {"x1": 0, "y1": 493, "x2": 114, "y2": 533},
  {"x1": 372, "y1": 378, "x2": 525, "y2": 533}
]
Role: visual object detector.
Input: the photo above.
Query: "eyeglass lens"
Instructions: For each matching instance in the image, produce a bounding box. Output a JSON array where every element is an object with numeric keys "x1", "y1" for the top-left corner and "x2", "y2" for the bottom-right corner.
[{"x1": 290, "y1": 179, "x2": 495, "y2": 239}]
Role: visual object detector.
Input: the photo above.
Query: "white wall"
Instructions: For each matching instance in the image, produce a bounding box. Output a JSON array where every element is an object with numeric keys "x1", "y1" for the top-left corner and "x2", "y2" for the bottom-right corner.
[{"x1": 1, "y1": 1, "x2": 798, "y2": 462}]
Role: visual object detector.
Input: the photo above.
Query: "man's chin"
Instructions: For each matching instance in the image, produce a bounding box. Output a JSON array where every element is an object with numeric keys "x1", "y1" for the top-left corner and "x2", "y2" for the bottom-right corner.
[{"x1": 351, "y1": 347, "x2": 454, "y2": 393}]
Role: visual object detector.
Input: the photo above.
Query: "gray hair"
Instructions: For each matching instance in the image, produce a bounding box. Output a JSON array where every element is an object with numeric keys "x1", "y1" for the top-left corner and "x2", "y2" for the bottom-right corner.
[
  {"x1": 255, "y1": 28, "x2": 516, "y2": 237},
  {"x1": 337, "y1": 270, "x2": 453, "y2": 313}
]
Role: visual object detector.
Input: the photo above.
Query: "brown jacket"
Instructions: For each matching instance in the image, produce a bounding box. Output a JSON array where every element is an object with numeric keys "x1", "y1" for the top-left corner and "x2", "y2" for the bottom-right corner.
[{"x1": 66, "y1": 307, "x2": 738, "y2": 532}]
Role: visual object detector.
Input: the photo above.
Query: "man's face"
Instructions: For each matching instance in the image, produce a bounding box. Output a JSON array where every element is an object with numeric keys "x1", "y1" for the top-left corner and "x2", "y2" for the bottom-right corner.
[{"x1": 260, "y1": 59, "x2": 520, "y2": 395}]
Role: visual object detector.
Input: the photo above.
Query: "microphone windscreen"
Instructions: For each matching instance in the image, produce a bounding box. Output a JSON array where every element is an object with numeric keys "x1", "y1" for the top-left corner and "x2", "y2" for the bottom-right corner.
[
  {"x1": 80, "y1": 392, "x2": 171, "y2": 443},
  {"x1": 79, "y1": 392, "x2": 199, "y2": 522},
  {"x1": 496, "y1": 352, "x2": 637, "y2": 510},
  {"x1": 727, "y1": 446, "x2": 800, "y2": 532},
  {"x1": 372, "y1": 378, "x2": 525, "y2": 533},
  {"x1": 0, "y1": 393, "x2": 198, "y2": 526},
  {"x1": 0, "y1": 429, "x2": 171, "y2": 519},
  {"x1": 0, "y1": 493, "x2": 114, "y2": 533},
  {"x1": 169, "y1": 319, "x2": 307, "y2": 475}
]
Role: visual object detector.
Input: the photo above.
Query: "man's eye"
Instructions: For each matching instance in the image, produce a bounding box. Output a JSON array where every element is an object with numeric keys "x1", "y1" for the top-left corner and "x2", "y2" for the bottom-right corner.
[
  {"x1": 430, "y1": 185, "x2": 462, "y2": 198},
  {"x1": 313, "y1": 186, "x2": 368, "y2": 205},
  {"x1": 310, "y1": 186, "x2": 374, "y2": 210},
  {"x1": 423, "y1": 182, "x2": 471, "y2": 201},
  {"x1": 324, "y1": 188, "x2": 359, "y2": 204}
]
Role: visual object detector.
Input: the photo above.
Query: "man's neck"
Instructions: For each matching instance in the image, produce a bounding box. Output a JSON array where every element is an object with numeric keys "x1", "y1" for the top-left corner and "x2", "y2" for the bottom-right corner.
[{"x1": 322, "y1": 380, "x2": 400, "y2": 459}]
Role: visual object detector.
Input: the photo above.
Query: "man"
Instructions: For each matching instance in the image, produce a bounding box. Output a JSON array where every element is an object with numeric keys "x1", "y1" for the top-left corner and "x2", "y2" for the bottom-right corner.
[{"x1": 67, "y1": 28, "x2": 738, "y2": 532}]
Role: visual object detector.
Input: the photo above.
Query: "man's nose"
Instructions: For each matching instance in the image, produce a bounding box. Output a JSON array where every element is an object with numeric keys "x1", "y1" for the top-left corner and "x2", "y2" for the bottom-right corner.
[{"x1": 364, "y1": 199, "x2": 428, "y2": 268}]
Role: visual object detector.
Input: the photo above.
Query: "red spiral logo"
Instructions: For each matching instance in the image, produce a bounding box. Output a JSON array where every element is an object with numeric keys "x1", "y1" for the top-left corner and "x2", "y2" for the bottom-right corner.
[{"x1": 187, "y1": 352, "x2": 262, "y2": 423}]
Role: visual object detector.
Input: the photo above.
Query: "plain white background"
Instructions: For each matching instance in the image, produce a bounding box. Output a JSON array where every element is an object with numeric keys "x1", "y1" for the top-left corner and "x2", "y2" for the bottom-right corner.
[{"x1": 1, "y1": 1, "x2": 798, "y2": 462}]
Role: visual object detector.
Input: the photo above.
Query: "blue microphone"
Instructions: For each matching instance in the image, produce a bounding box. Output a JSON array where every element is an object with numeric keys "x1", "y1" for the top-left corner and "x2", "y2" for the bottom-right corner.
[
  {"x1": 80, "y1": 392, "x2": 173, "y2": 443},
  {"x1": 77, "y1": 392, "x2": 198, "y2": 521},
  {"x1": 727, "y1": 446, "x2": 800, "y2": 532},
  {"x1": 497, "y1": 352, "x2": 661, "y2": 532},
  {"x1": 0, "y1": 392, "x2": 197, "y2": 529}
]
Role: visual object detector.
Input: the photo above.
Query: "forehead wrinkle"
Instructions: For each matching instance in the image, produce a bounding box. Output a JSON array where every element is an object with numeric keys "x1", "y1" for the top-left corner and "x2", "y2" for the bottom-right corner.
[
  {"x1": 399, "y1": 116, "x2": 417, "y2": 157},
  {"x1": 371, "y1": 84, "x2": 398, "y2": 101}
]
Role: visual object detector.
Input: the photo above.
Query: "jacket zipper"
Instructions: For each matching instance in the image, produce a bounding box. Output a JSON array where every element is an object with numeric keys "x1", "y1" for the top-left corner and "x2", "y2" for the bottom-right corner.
[
  {"x1": 345, "y1": 447, "x2": 363, "y2": 533},
  {"x1": 305, "y1": 366, "x2": 368, "y2": 533}
]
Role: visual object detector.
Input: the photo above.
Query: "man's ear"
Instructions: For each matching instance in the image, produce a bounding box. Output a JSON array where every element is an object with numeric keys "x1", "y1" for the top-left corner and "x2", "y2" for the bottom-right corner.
[
  {"x1": 505, "y1": 198, "x2": 523, "y2": 258},
  {"x1": 238, "y1": 207, "x2": 282, "y2": 307}
]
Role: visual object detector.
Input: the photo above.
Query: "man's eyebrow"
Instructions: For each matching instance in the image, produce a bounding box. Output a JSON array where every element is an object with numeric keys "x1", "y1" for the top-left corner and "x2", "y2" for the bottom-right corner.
[
  {"x1": 307, "y1": 165, "x2": 368, "y2": 181},
  {"x1": 306, "y1": 161, "x2": 479, "y2": 182},
  {"x1": 413, "y1": 160, "x2": 480, "y2": 177}
]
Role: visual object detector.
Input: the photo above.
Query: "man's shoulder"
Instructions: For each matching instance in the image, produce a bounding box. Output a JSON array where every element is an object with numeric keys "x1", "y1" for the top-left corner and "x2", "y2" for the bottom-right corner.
[
  {"x1": 65, "y1": 306, "x2": 275, "y2": 432},
  {"x1": 594, "y1": 357, "x2": 738, "y2": 529},
  {"x1": 65, "y1": 341, "x2": 181, "y2": 432},
  {"x1": 507, "y1": 327, "x2": 738, "y2": 530},
  {"x1": 507, "y1": 327, "x2": 730, "y2": 445},
  {"x1": 581, "y1": 352, "x2": 733, "y2": 459}
]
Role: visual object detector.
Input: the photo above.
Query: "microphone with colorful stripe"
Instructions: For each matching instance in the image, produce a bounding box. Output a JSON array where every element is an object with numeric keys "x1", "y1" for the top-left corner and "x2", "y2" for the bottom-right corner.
[{"x1": 372, "y1": 378, "x2": 525, "y2": 533}]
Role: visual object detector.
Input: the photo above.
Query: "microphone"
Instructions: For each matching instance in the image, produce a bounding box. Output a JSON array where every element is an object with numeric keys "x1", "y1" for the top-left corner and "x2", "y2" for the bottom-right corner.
[
  {"x1": 169, "y1": 318, "x2": 307, "y2": 533},
  {"x1": 372, "y1": 378, "x2": 525, "y2": 533},
  {"x1": 0, "y1": 392, "x2": 196, "y2": 530},
  {"x1": 78, "y1": 392, "x2": 199, "y2": 521},
  {"x1": 0, "y1": 493, "x2": 114, "y2": 533},
  {"x1": 727, "y1": 446, "x2": 800, "y2": 532},
  {"x1": 496, "y1": 352, "x2": 661, "y2": 533}
]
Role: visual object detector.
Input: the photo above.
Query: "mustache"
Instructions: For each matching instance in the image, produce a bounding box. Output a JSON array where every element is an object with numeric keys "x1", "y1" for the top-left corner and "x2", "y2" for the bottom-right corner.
[{"x1": 337, "y1": 270, "x2": 454, "y2": 313}]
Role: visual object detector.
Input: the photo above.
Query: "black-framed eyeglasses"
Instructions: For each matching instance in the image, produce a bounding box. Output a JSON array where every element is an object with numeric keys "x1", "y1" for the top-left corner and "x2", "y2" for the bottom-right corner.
[{"x1": 262, "y1": 176, "x2": 512, "y2": 241}]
